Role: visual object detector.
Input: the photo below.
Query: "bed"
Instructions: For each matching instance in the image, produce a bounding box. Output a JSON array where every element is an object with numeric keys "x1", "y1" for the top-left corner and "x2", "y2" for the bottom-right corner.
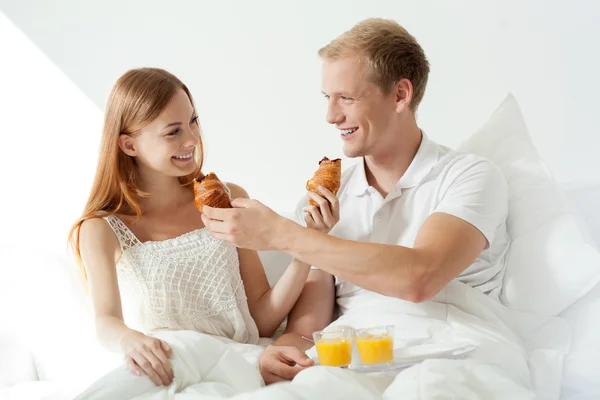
[{"x1": 1, "y1": 94, "x2": 599, "y2": 399}]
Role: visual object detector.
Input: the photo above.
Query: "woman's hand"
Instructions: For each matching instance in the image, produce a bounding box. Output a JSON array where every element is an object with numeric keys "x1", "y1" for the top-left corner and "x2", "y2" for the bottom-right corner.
[
  {"x1": 303, "y1": 186, "x2": 340, "y2": 234},
  {"x1": 120, "y1": 329, "x2": 174, "y2": 386}
]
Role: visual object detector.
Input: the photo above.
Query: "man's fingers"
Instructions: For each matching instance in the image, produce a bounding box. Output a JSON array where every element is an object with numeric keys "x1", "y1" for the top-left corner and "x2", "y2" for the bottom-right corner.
[
  {"x1": 306, "y1": 206, "x2": 325, "y2": 228},
  {"x1": 306, "y1": 191, "x2": 328, "y2": 209},
  {"x1": 307, "y1": 192, "x2": 334, "y2": 224},
  {"x1": 201, "y1": 205, "x2": 218, "y2": 219},
  {"x1": 318, "y1": 186, "x2": 337, "y2": 204},
  {"x1": 318, "y1": 186, "x2": 340, "y2": 220},
  {"x1": 303, "y1": 212, "x2": 315, "y2": 227},
  {"x1": 205, "y1": 229, "x2": 234, "y2": 243},
  {"x1": 231, "y1": 197, "x2": 254, "y2": 208},
  {"x1": 202, "y1": 205, "x2": 238, "y2": 220},
  {"x1": 201, "y1": 214, "x2": 229, "y2": 234}
]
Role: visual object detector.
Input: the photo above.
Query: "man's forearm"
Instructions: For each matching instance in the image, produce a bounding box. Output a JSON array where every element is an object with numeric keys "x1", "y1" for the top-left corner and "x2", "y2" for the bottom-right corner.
[{"x1": 276, "y1": 220, "x2": 429, "y2": 301}]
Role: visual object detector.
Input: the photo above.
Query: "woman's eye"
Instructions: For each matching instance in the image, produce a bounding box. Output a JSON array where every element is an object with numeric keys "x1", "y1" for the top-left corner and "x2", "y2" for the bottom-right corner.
[
  {"x1": 190, "y1": 116, "x2": 199, "y2": 125},
  {"x1": 167, "y1": 129, "x2": 180, "y2": 136}
]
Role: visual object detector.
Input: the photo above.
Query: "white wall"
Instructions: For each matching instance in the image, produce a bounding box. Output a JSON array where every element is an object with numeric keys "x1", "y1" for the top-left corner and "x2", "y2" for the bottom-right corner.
[
  {"x1": 0, "y1": 12, "x2": 102, "y2": 252},
  {"x1": 0, "y1": 0, "x2": 598, "y2": 222}
]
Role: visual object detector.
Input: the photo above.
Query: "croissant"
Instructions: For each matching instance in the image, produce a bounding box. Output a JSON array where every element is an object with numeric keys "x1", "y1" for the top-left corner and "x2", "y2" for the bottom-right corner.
[
  {"x1": 193, "y1": 172, "x2": 232, "y2": 211},
  {"x1": 306, "y1": 157, "x2": 341, "y2": 206}
]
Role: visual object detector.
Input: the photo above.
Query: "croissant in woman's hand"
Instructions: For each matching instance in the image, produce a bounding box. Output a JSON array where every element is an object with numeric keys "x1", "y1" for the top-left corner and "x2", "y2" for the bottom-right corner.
[
  {"x1": 193, "y1": 172, "x2": 232, "y2": 211},
  {"x1": 305, "y1": 157, "x2": 341, "y2": 206}
]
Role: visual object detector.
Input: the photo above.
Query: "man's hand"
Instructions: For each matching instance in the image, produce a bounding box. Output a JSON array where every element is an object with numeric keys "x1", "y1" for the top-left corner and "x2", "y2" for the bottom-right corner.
[
  {"x1": 258, "y1": 345, "x2": 315, "y2": 385},
  {"x1": 303, "y1": 186, "x2": 340, "y2": 234},
  {"x1": 201, "y1": 198, "x2": 295, "y2": 251}
]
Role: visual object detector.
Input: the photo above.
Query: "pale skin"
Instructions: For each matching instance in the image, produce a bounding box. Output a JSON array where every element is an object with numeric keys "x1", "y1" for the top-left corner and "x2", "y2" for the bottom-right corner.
[
  {"x1": 201, "y1": 55, "x2": 488, "y2": 383},
  {"x1": 79, "y1": 89, "x2": 337, "y2": 387}
]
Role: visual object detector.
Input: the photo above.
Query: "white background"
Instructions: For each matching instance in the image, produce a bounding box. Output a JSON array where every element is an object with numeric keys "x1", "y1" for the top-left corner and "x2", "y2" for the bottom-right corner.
[{"x1": 0, "y1": 0, "x2": 599, "y2": 252}]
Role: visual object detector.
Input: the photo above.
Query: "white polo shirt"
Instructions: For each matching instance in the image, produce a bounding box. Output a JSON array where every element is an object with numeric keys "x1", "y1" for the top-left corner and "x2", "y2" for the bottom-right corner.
[{"x1": 295, "y1": 133, "x2": 510, "y2": 314}]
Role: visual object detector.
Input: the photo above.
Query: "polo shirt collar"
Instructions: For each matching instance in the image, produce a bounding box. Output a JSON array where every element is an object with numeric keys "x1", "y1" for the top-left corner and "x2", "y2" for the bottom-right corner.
[{"x1": 347, "y1": 132, "x2": 439, "y2": 197}]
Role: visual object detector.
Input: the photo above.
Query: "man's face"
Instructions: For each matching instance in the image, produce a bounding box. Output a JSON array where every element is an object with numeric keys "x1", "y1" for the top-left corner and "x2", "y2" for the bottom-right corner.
[{"x1": 321, "y1": 56, "x2": 400, "y2": 158}]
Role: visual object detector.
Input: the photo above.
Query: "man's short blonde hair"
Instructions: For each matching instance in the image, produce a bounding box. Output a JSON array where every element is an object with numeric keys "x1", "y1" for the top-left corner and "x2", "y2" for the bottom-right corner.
[{"x1": 319, "y1": 18, "x2": 430, "y2": 110}]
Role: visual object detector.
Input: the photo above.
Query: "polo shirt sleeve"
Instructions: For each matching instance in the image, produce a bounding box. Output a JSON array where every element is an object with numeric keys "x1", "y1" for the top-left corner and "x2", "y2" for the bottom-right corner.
[{"x1": 433, "y1": 157, "x2": 508, "y2": 246}]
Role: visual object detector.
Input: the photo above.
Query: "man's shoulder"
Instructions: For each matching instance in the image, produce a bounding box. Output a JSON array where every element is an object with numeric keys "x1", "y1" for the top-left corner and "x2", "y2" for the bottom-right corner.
[{"x1": 435, "y1": 145, "x2": 504, "y2": 183}]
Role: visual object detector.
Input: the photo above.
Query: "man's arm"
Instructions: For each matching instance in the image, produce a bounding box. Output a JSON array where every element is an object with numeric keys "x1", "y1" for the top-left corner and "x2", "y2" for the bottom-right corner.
[
  {"x1": 203, "y1": 160, "x2": 507, "y2": 303},
  {"x1": 277, "y1": 213, "x2": 486, "y2": 303},
  {"x1": 203, "y1": 206, "x2": 487, "y2": 303}
]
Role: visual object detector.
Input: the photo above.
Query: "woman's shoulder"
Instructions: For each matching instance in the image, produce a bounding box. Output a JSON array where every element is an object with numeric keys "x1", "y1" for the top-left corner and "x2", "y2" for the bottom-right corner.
[
  {"x1": 79, "y1": 215, "x2": 120, "y2": 250},
  {"x1": 225, "y1": 182, "x2": 250, "y2": 199}
]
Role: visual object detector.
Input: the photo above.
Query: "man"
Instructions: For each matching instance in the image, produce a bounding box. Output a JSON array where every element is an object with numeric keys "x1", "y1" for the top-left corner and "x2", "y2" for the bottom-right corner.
[{"x1": 202, "y1": 18, "x2": 509, "y2": 385}]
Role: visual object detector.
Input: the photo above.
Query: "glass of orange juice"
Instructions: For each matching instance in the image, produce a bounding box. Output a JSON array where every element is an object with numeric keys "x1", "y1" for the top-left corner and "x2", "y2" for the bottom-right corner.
[
  {"x1": 313, "y1": 326, "x2": 354, "y2": 367},
  {"x1": 355, "y1": 325, "x2": 395, "y2": 365}
]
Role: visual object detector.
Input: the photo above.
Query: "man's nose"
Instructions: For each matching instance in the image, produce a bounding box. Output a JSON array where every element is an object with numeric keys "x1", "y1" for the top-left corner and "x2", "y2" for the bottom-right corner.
[{"x1": 326, "y1": 100, "x2": 344, "y2": 125}]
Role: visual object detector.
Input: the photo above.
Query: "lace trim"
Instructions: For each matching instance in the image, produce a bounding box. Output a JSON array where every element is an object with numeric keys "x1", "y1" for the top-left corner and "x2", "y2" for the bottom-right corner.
[{"x1": 104, "y1": 215, "x2": 142, "y2": 251}]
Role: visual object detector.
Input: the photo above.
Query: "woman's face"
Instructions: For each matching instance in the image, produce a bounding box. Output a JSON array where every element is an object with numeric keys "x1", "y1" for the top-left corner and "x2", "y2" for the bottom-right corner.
[{"x1": 119, "y1": 89, "x2": 201, "y2": 178}]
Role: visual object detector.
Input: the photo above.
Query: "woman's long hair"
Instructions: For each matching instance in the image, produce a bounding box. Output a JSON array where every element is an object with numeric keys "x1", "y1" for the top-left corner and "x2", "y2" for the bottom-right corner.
[{"x1": 68, "y1": 68, "x2": 204, "y2": 283}]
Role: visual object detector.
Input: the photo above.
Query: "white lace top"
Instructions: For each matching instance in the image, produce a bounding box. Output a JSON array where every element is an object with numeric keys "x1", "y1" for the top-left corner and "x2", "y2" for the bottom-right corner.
[{"x1": 104, "y1": 215, "x2": 259, "y2": 344}]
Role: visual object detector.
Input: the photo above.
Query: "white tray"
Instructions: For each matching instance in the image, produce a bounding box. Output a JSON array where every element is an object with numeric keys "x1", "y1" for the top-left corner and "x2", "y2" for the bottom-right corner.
[{"x1": 312, "y1": 343, "x2": 476, "y2": 374}]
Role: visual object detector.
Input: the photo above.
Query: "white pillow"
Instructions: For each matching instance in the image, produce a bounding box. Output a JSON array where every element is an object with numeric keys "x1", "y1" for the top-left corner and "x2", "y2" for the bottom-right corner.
[
  {"x1": 458, "y1": 93, "x2": 600, "y2": 316},
  {"x1": 562, "y1": 183, "x2": 600, "y2": 249},
  {"x1": 560, "y1": 280, "x2": 600, "y2": 398},
  {"x1": 0, "y1": 244, "x2": 121, "y2": 392}
]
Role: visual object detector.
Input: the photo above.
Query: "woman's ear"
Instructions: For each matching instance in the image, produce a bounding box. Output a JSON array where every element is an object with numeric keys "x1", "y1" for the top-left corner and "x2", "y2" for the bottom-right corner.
[{"x1": 118, "y1": 134, "x2": 137, "y2": 157}]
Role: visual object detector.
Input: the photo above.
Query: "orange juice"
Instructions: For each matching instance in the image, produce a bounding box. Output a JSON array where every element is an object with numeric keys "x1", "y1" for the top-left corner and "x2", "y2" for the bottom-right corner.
[
  {"x1": 356, "y1": 334, "x2": 394, "y2": 364},
  {"x1": 315, "y1": 338, "x2": 352, "y2": 367}
]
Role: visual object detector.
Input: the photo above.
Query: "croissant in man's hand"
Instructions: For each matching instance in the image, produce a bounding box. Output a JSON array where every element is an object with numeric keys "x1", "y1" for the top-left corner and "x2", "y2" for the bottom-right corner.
[{"x1": 193, "y1": 172, "x2": 232, "y2": 211}]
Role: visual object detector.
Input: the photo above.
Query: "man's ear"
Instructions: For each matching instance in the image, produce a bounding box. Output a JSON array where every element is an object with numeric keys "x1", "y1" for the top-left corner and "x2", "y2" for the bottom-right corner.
[
  {"x1": 394, "y1": 78, "x2": 413, "y2": 113},
  {"x1": 118, "y1": 134, "x2": 137, "y2": 157}
]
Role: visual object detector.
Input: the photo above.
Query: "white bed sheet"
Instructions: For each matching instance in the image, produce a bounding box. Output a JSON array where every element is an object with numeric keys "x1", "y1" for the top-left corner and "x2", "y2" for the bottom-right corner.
[{"x1": 70, "y1": 281, "x2": 569, "y2": 400}]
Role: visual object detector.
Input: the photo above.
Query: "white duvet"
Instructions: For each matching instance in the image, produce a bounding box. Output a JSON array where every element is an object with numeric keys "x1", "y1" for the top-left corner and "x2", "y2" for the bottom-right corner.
[{"x1": 74, "y1": 281, "x2": 570, "y2": 400}]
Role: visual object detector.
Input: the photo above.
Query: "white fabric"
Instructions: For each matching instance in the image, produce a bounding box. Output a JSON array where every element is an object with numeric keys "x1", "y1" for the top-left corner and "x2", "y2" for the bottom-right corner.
[
  {"x1": 560, "y1": 281, "x2": 600, "y2": 399},
  {"x1": 72, "y1": 281, "x2": 568, "y2": 400},
  {"x1": 0, "y1": 244, "x2": 123, "y2": 396},
  {"x1": 296, "y1": 132, "x2": 510, "y2": 307},
  {"x1": 0, "y1": 331, "x2": 37, "y2": 386},
  {"x1": 562, "y1": 182, "x2": 600, "y2": 249},
  {"x1": 559, "y1": 184, "x2": 600, "y2": 398},
  {"x1": 104, "y1": 215, "x2": 259, "y2": 343},
  {"x1": 457, "y1": 94, "x2": 600, "y2": 317}
]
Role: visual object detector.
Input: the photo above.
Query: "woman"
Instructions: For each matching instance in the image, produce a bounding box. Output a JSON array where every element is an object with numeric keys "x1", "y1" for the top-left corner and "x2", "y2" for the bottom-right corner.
[{"x1": 68, "y1": 68, "x2": 338, "y2": 387}]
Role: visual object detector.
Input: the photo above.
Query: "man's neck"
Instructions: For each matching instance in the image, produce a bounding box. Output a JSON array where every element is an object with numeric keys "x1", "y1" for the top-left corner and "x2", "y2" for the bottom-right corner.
[{"x1": 364, "y1": 126, "x2": 422, "y2": 198}]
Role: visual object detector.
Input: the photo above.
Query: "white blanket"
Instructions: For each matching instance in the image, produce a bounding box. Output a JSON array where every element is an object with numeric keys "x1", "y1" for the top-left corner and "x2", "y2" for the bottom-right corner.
[{"x1": 74, "y1": 281, "x2": 569, "y2": 400}]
